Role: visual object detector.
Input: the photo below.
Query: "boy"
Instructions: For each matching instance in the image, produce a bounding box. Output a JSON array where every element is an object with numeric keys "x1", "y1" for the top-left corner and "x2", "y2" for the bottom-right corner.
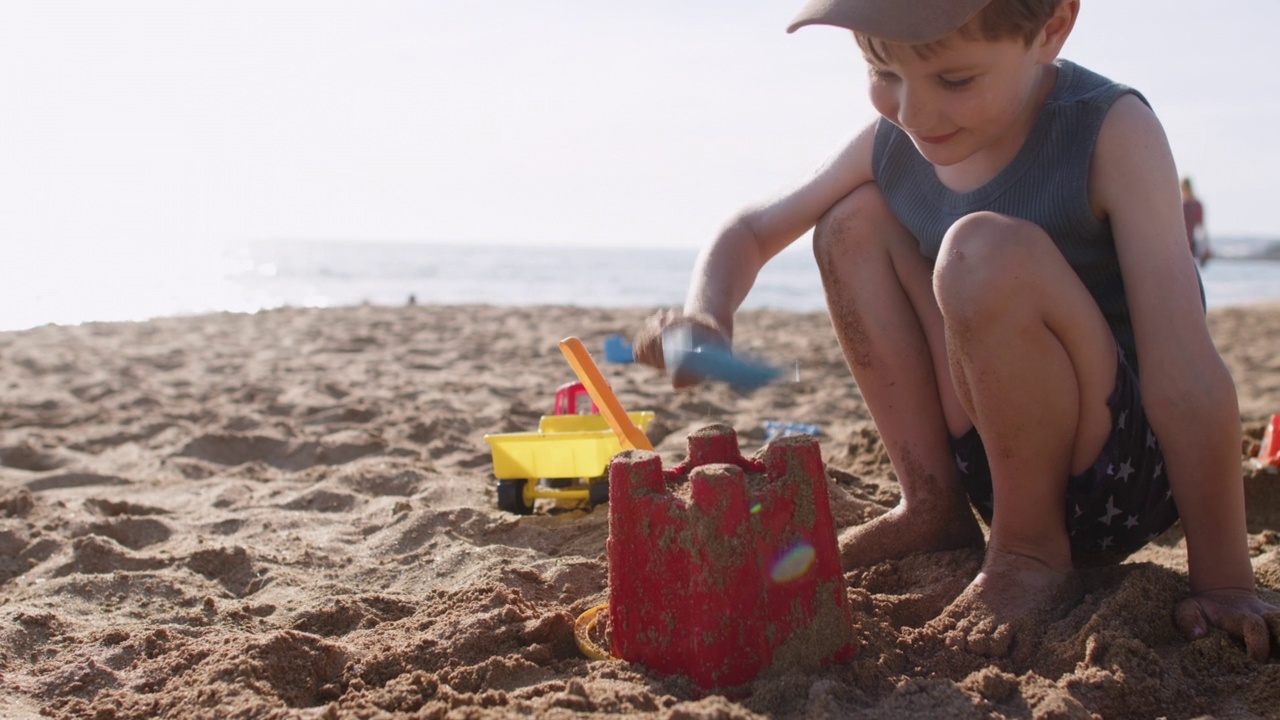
[{"x1": 633, "y1": 0, "x2": 1280, "y2": 659}]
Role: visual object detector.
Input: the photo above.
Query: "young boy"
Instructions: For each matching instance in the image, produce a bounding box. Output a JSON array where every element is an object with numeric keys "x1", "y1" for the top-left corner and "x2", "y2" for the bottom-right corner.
[{"x1": 633, "y1": 0, "x2": 1280, "y2": 659}]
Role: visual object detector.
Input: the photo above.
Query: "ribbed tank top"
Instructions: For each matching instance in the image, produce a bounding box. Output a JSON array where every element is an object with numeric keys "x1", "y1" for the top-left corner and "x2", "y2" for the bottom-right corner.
[{"x1": 871, "y1": 59, "x2": 1148, "y2": 369}]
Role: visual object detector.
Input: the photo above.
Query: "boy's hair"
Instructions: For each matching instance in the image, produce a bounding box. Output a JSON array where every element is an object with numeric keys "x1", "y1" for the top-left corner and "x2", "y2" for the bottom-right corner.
[{"x1": 856, "y1": 0, "x2": 1060, "y2": 64}]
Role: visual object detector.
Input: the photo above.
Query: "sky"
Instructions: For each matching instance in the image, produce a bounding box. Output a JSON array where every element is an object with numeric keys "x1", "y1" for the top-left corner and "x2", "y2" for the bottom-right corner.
[{"x1": 2, "y1": 0, "x2": 1278, "y2": 267}]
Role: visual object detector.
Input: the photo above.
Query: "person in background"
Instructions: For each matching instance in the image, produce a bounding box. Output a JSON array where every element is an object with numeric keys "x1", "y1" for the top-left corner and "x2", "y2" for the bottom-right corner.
[{"x1": 1182, "y1": 177, "x2": 1210, "y2": 266}]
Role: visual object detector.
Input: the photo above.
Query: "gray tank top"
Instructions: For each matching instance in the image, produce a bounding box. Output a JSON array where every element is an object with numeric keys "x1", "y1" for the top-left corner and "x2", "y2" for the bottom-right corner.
[{"x1": 871, "y1": 59, "x2": 1150, "y2": 369}]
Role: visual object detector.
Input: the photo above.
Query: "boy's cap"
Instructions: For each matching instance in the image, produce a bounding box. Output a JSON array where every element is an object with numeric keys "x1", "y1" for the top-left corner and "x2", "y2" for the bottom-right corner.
[{"x1": 787, "y1": 0, "x2": 995, "y2": 43}]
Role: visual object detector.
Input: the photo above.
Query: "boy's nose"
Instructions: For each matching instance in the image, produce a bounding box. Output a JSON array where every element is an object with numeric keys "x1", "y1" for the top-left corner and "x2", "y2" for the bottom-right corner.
[{"x1": 896, "y1": 85, "x2": 933, "y2": 133}]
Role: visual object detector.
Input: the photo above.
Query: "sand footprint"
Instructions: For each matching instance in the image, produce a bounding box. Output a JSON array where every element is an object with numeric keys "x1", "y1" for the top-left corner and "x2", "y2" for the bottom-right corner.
[
  {"x1": 185, "y1": 545, "x2": 266, "y2": 597},
  {"x1": 289, "y1": 594, "x2": 418, "y2": 637},
  {"x1": 0, "y1": 442, "x2": 66, "y2": 472},
  {"x1": 74, "y1": 517, "x2": 172, "y2": 551},
  {"x1": 54, "y1": 535, "x2": 168, "y2": 576},
  {"x1": 177, "y1": 434, "x2": 292, "y2": 466},
  {"x1": 279, "y1": 488, "x2": 359, "y2": 513},
  {"x1": 335, "y1": 461, "x2": 427, "y2": 497},
  {"x1": 372, "y1": 507, "x2": 505, "y2": 556},
  {"x1": 26, "y1": 472, "x2": 130, "y2": 492},
  {"x1": 178, "y1": 433, "x2": 384, "y2": 469},
  {"x1": 83, "y1": 497, "x2": 169, "y2": 518}
]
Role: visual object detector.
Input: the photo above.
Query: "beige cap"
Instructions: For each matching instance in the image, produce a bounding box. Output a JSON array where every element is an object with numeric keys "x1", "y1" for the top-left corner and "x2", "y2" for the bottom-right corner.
[{"x1": 786, "y1": 0, "x2": 995, "y2": 43}]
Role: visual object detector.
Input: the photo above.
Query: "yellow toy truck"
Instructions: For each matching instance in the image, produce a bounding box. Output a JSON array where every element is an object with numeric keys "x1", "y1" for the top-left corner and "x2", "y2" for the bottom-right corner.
[{"x1": 483, "y1": 410, "x2": 655, "y2": 514}]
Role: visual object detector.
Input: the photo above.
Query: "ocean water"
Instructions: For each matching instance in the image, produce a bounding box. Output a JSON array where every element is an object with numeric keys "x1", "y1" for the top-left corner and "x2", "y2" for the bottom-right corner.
[{"x1": 3, "y1": 237, "x2": 1279, "y2": 332}]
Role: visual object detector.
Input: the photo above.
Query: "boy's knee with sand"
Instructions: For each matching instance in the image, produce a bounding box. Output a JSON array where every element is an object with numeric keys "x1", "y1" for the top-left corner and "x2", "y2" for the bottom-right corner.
[{"x1": 934, "y1": 212, "x2": 1049, "y2": 324}]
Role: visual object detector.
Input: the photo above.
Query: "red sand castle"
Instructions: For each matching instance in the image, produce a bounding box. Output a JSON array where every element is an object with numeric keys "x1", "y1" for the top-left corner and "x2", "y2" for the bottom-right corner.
[
  {"x1": 606, "y1": 423, "x2": 857, "y2": 689},
  {"x1": 1260, "y1": 414, "x2": 1280, "y2": 467}
]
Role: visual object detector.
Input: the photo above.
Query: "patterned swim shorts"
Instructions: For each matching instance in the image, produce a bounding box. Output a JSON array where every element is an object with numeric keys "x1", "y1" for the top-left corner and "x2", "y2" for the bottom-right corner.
[{"x1": 950, "y1": 346, "x2": 1180, "y2": 563}]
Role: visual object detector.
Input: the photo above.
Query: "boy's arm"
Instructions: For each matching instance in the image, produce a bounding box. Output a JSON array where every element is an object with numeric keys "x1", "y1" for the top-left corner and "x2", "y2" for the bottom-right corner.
[
  {"x1": 1092, "y1": 95, "x2": 1280, "y2": 659},
  {"x1": 684, "y1": 120, "x2": 879, "y2": 336},
  {"x1": 634, "y1": 121, "x2": 878, "y2": 371}
]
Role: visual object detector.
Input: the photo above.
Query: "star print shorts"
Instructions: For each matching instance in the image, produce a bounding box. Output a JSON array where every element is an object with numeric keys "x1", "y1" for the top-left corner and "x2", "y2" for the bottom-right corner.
[{"x1": 950, "y1": 345, "x2": 1180, "y2": 564}]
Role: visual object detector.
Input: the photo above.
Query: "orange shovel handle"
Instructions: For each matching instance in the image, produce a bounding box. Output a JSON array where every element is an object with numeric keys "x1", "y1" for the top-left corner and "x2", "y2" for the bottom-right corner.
[{"x1": 559, "y1": 337, "x2": 654, "y2": 452}]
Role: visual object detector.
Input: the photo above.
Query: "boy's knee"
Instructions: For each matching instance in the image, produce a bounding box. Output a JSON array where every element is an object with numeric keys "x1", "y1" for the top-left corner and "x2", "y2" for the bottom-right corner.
[
  {"x1": 934, "y1": 212, "x2": 1047, "y2": 318},
  {"x1": 812, "y1": 184, "x2": 893, "y2": 263}
]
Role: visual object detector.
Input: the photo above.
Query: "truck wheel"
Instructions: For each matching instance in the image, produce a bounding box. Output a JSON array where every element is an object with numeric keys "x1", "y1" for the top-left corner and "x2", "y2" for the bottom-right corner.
[
  {"x1": 497, "y1": 479, "x2": 533, "y2": 515},
  {"x1": 588, "y1": 480, "x2": 610, "y2": 507}
]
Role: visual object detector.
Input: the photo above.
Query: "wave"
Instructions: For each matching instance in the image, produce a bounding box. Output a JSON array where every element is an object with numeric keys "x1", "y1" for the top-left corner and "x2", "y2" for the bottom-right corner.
[{"x1": 1211, "y1": 237, "x2": 1280, "y2": 261}]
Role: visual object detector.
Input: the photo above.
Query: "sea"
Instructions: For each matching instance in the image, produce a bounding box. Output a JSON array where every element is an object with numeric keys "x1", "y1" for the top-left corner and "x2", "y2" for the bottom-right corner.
[{"x1": 3, "y1": 237, "x2": 1279, "y2": 333}]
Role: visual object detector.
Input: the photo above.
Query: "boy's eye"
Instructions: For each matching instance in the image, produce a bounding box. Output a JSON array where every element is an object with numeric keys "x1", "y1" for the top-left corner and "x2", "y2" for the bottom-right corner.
[
  {"x1": 939, "y1": 75, "x2": 975, "y2": 90},
  {"x1": 869, "y1": 67, "x2": 899, "y2": 83}
]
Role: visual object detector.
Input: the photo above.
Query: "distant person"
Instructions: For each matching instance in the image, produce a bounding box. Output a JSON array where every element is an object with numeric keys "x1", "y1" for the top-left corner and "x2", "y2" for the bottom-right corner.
[
  {"x1": 1182, "y1": 177, "x2": 1210, "y2": 266},
  {"x1": 633, "y1": 0, "x2": 1279, "y2": 660}
]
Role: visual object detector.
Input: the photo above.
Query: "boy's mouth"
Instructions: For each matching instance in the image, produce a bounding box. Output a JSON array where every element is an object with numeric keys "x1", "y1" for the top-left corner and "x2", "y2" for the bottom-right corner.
[{"x1": 917, "y1": 129, "x2": 960, "y2": 145}]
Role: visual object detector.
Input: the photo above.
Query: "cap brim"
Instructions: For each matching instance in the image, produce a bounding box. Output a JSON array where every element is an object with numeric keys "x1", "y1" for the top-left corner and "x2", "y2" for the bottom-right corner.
[{"x1": 786, "y1": 0, "x2": 993, "y2": 43}]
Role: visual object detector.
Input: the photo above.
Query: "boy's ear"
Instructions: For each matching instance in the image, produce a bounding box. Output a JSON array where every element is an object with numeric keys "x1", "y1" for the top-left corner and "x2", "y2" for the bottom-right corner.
[{"x1": 1037, "y1": 0, "x2": 1080, "y2": 62}]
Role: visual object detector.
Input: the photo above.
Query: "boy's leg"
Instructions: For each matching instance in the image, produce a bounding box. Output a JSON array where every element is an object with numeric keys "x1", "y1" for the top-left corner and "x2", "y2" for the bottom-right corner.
[
  {"x1": 928, "y1": 212, "x2": 1118, "y2": 652},
  {"x1": 813, "y1": 184, "x2": 983, "y2": 570}
]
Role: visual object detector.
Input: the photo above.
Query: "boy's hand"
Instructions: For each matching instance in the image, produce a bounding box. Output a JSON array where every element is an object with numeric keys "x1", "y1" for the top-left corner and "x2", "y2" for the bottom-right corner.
[
  {"x1": 632, "y1": 309, "x2": 729, "y2": 389},
  {"x1": 1175, "y1": 588, "x2": 1280, "y2": 661}
]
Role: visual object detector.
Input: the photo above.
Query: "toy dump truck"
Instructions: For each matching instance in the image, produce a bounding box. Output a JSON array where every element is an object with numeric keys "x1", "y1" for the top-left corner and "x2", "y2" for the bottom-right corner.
[{"x1": 483, "y1": 410, "x2": 655, "y2": 514}]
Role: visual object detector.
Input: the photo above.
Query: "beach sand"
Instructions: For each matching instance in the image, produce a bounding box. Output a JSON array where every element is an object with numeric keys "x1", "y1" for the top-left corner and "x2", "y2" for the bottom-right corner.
[{"x1": 1, "y1": 302, "x2": 1278, "y2": 719}]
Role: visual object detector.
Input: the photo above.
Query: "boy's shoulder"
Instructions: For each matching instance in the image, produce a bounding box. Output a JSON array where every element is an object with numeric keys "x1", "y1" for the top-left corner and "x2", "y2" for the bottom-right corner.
[{"x1": 1049, "y1": 60, "x2": 1147, "y2": 113}]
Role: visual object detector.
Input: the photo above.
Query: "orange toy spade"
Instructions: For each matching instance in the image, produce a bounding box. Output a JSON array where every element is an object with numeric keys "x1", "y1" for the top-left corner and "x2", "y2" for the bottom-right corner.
[{"x1": 557, "y1": 337, "x2": 653, "y2": 452}]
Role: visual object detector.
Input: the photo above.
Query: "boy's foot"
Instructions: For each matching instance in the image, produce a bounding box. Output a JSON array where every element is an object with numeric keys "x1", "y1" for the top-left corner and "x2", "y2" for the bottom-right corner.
[
  {"x1": 838, "y1": 500, "x2": 984, "y2": 570},
  {"x1": 919, "y1": 546, "x2": 1082, "y2": 659}
]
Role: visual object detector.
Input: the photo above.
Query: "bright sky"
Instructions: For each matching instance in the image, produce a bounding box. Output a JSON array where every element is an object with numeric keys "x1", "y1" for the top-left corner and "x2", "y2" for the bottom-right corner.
[{"x1": 2, "y1": 0, "x2": 1277, "y2": 261}]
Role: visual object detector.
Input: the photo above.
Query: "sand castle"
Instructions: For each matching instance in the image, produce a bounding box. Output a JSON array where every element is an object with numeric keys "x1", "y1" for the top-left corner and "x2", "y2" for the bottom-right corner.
[{"x1": 605, "y1": 424, "x2": 857, "y2": 689}]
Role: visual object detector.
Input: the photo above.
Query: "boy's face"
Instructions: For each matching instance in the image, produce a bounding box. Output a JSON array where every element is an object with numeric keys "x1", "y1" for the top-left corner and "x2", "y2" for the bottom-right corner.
[{"x1": 864, "y1": 31, "x2": 1049, "y2": 171}]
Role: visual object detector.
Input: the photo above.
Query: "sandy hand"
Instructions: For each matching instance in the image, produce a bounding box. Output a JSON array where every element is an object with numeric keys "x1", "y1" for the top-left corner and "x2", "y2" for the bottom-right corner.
[
  {"x1": 631, "y1": 309, "x2": 728, "y2": 389},
  {"x1": 1175, "y1": 589, "x2": 1280, "y2": 662}
]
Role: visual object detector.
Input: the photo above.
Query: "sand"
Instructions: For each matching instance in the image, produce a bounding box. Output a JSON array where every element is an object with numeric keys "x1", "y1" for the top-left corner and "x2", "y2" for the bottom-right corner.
[{"x1": 1, "y1": 302, "x2": 1278, "y2": 719}]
